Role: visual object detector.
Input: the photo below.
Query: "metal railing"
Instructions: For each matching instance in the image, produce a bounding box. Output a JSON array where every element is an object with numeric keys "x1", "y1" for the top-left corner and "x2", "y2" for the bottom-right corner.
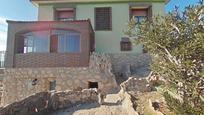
[{"x1": 0, "y1": 51, "x2": 5, "y2": 68}]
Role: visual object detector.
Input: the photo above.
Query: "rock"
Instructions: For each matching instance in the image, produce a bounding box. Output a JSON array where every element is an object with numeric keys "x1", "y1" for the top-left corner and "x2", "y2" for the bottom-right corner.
[{"x1": 121, "y1": 77, "x2": 151, "y2": 92}]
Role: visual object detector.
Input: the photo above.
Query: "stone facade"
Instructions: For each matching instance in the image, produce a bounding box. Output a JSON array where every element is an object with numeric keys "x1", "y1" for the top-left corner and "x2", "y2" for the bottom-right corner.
[
  {"x1": 0, "y1": 89, "x2": 98, "y2": 115},
  {"x1": 1, "y1": 53, "x2": 118, "y2": 106},
  {"x1": 1, "y1": 52, "x2": 152, "y2": 106},
  {"x1": 0, "y1": 69, "x2": 4, "y2": 105},
  {"x1": 110, "y1": 53, "x2": 151, "y2": 78}
]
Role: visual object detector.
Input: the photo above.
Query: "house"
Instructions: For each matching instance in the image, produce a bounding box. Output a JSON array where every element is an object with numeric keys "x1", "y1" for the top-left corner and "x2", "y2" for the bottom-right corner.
[{"x1": 2, "y1": 0, "x2": 167, "y2": 105}]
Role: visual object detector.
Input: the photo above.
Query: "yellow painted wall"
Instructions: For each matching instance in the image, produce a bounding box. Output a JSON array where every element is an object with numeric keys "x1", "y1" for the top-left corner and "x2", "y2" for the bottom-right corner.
[
  {"x1": 37, "y1": 2, "x2": 165, "y2": 53},
  {"x1": 38, "y1": 5, "x2": 54, "y2": 21}
]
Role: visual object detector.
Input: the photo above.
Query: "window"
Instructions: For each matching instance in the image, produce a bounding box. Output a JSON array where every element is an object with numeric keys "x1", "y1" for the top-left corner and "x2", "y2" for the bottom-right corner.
[
  {"x1": 49, "y1": 80, "x2": 56, "y2": 91},
  {"x1": 58, "y1": 34, "x2": 80, "y2": 53},
  {"x1": 16, "y1": 30, "x2": 81, "y2": 54},
  {"x1": 131, "y1": 9, "x2": 148, "y2": 23},
  {"x1": 50, "y1": 30, "x2": 81, "y2": 53},
  {"x1": 95, "y1": 7, "x2": 112, "y2": 30},
  {"x1": 88, "y1": 82, "x2": 98, "y2": 89},
  {"x1": 130, "y1": 6, "x2": 152, "y2": 23},
  {"x1": 23, "y1": 31, "x2": 49, "y2": 53},
  {"x1": 55, "y1": 8, "x2": 75, "y2": 21},
  {"x1": 120, "y1": 37, "x2": 132, "y2": 51}
]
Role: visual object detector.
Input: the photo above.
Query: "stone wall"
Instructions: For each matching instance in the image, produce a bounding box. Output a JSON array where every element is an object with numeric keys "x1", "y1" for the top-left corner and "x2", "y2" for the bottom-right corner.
[
  {"x1": 0, "y1": 92, "x2": 49, "y2": 115},
  {"x1": 0, "y1": 69, "x2": 4, "y2": 106},
  {"x1": 0, "y1": 89, "x2": 98, "y2": 115},
  {"x1": 50, "y1": 89, "x2": 98, "y2": 110},
  {"x1": 109, "y1": 53, "x2": 151, "y2": 78},
  {"x1": 120, "y1": 77, "x2": 151, "y2": 92},
  {"x1": 2, "y1": 53, "x2": 118, "y2": 105}
]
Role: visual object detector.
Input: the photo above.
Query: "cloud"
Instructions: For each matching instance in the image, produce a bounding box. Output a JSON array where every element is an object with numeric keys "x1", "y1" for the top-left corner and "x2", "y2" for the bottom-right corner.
[{"x1": 0, "y1": 17, "x2": 7, "y2": 26}]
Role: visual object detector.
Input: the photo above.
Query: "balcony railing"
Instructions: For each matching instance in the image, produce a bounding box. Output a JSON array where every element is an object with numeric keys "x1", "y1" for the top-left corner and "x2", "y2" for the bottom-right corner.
[{"x1": 0, "y1": 51, "x2": 5, "y2": 68}]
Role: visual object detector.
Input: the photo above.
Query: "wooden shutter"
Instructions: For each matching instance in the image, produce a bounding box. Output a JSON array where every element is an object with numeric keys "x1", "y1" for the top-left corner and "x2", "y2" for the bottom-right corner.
[
  {"x1": 50, "y1": 35, "x2": 58, "y2": 53},
  {"x1": 15, "y1": 35, "x2": 25, "y2": 54},
  {"x1": 56, "y1": 8, "x2": 75, "y2": 21},
  {"x1": 120, "y1": 37, "x2": 132, "y2": 51},
  {"x1": 95, "y1": 7, "x2": 112, "y2": 30},
  {"x1": 132, "y1": 9, "x2": 148, "y2": 16}
]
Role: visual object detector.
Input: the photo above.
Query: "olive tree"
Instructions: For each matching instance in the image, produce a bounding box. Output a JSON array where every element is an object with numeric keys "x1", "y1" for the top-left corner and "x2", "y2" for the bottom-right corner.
[{"x1": 125, "y1": 1, "x2": 204, "y2": 114}]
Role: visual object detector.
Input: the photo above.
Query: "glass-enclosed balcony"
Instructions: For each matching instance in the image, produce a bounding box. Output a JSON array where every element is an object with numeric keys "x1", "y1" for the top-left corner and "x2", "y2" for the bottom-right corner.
[{"x1": 6, "y1": 20, "x2": 95, "y2": 68}]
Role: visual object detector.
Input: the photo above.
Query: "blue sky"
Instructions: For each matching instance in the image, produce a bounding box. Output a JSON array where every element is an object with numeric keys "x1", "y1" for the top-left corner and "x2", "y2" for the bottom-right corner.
[{"x1": 0, "y1": 0, "x2": 200, "y2": 51}]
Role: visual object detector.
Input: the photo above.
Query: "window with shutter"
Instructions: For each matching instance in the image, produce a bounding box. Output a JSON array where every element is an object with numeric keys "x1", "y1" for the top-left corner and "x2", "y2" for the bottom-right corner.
[
  {"x1": 131, "y1": 9, "x2": 148, "y2": 23},
  {"x1": 120, "y1": 37, "x2": 132, "y2": 51},
  {"x1": 130, "y1": 6, "x2": 152, "y2": 23},
  {"x1": 95, "y1": 7, "x2": 112, "y2": 31},
  {"x1": 55, "y1": 8, "x2": 75, "y2": 21}
]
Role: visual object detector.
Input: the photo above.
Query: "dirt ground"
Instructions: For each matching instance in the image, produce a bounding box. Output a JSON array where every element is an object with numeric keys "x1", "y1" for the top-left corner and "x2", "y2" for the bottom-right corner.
[
  {"x1": 129, "y1": 91, "x2": 175, "y2": 115},
  {"x1": 49, "y1": 93, "x2": 128, "y2": 115}
]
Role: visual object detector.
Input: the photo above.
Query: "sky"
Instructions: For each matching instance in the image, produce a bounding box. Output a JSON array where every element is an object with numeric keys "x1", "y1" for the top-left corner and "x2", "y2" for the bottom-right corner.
[{"x1": 0, "y1": 0, "x2": 201, "y2": 51}]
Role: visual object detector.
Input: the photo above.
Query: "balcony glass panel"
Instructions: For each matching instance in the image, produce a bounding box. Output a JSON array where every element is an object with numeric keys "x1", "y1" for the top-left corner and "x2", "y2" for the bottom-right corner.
[
  {"x1": 66, "y1": 34, "x2": 80, "y2": 52},
  {"x1": 52, "y1": 30, "x2": 81, "y2": 53},
  {"x1": 23, "y1": 31, "x2": 49, "y2": 53},
  {"x1": 0, "y1": 51, "x2": 5, "y2": 68},
  {"x1": 58, "y1": 34, "x2": 80, "y2": 53}
]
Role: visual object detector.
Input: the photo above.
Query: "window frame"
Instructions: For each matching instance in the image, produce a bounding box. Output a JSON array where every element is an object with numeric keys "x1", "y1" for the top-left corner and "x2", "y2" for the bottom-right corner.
[
  {"x1": 55, "y1": 8, "x2": 76, "y2": 21},
  {"x1": 130, "y1": 8, "x2": 148, "y2": 24},
  {"x1": 23, "y1": 32, "x2": 50, "y2": 54},
  {"x1": 16, "y1": 29, "x2": 81, "y2": 54},
  {"x1": 120, "y1": 37, "x2": 132, "y2": 51},
  {"x1": 129, "y1": 5, "x2": 152, "y2": 22},
  {"x1": 94, "y1": 7, "x2": 112, "y2": 31},
  {"x1": 57, "y1": 32, "x2": 81, "y2": 53}
]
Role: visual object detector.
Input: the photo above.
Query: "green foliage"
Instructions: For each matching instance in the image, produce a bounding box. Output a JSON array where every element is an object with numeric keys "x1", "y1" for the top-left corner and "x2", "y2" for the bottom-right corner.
[
  {"x1": 163, "y1": 91, "x2": 204, "y2": 115},
  {"x1": 125, "y1": 1, "x2": 204, "y2": 114}
]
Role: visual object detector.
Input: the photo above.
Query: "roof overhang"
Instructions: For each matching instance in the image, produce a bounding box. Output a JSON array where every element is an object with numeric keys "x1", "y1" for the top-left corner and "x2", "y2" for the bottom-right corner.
[{"x1": 31, "y1": 0, "x2": 170, "y2": 6}]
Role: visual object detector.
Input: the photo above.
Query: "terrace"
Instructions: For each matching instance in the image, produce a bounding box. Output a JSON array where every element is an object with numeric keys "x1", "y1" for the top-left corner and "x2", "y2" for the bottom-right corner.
[{"x1": 6, "y1": 20, "x2": 95, "y2": 68}]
